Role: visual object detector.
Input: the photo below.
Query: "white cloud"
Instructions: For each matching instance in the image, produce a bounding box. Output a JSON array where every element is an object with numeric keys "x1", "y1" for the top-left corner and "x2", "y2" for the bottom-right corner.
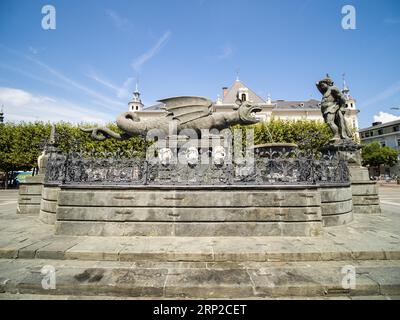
[
  {"x1": 117, "y1": 77, "x2": 135, "y2": 99},
  {"x1": 86, "y1": 71, "x2": 134, "y2": 100},
  {"x1": 105, "y1": 9, "x2": 133, "y2": 30},
  {"x1": 25, "y1": 55, "x2": 125, "y2": 110},
  {"x1": 362, "y1": 81, "x2": 400, "y2": 108},
  {"x1": 0, "y1": 63, "x2": 70, "y2": 91},
  {"x1": 217, "y1": 45, "x2": 233, "y2": 60},
  {"x1": 28, "y1": 46, "x2": 38, "y2": 55},
  {"x1": 373, "y1": 111, "x2": 400, "y2": 124},
  {"x1": 0, "y1": 45, "x2": 124, "y2": 111},
  {"x1": 131, "y1": 31, "x2": 171, "y2": 72},
  {"x1": 0, "y1": 87, "x2": 111, "y2": 124}
]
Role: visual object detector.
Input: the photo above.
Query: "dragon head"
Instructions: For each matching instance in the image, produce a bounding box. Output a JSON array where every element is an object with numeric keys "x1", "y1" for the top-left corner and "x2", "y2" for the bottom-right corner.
[{"x1": 236, "y1": 100, "x2": 262, "y2": 124}]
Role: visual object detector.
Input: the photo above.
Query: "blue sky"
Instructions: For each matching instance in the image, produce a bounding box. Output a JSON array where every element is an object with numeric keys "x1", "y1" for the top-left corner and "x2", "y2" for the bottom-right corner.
[{"x1": 0, "y1": 0, "x2": 399, "y2": 127}]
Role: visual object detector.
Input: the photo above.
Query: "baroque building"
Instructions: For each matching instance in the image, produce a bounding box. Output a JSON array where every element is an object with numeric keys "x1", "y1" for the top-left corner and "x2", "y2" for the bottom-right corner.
[{"x1": 129, "y1": 77, "x2": 360, "y2": 133}]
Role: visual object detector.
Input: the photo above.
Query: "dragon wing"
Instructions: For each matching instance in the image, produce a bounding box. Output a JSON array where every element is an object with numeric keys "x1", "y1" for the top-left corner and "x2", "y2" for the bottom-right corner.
[{"x1": 158, "y1": 96, "x2": 213, "y2": 125}]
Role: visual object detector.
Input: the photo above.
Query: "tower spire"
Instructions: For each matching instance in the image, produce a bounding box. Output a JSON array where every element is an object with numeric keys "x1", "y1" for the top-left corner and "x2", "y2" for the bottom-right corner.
[
  {"x1": 342, "y1": 73, "x2": 350, "y2": 98},
  {"x1": 128, "y1": 78, "x2": 144, "y2": 112},
  {"x1": 135, "y1": 76, "x2": 140, "y2": 93},
  {"x1": 266, "y1": 93, "x2": 272, "y2": 104}
]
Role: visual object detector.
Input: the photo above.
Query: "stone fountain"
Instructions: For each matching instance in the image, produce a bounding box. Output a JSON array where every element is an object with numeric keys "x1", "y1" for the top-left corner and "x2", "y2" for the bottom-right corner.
[{"x1": 16, "y1": 79, "x2": 381, "y2": 237}]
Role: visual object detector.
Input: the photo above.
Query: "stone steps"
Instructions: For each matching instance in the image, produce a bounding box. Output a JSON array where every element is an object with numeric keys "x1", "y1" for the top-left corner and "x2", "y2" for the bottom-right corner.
[
  {"x1": 2, "y1": 293, "x2": 399, "y2": 300},
  {"x1": 1, "y1": 235, "x2": 400, "y2": 263},
  {"x1": 1, "y1": 259, "x2": 400, "y2": 299}
]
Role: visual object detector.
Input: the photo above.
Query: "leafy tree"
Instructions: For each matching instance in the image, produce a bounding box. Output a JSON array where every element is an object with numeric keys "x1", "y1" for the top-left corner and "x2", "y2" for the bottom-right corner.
[
  {"x1": 362, "y1": 142, "x2": 398, "y2": 170},
  {"x1": 0, "y1": 124, "x2": 15, "y2": 187},
  {"x1": 0, "y1": 122, "x2": 146, "y2": 187},
  {"x1": 233, "y1": 118, "x2": 333, "y2": 152}
]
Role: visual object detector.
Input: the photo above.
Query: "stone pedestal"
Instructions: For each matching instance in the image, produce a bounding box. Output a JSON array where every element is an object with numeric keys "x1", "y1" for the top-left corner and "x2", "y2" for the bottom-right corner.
[
  {"x1": 54, "y1": 185, "x2": 326, "y2": 237},
  {"x1": 39, "y1": 184, "x2": 60, "y2": 224},
  {"x1": 320, "y1": 185, "x2": 353, "y2": 226},
  {"x1": 321, "y1": 141, "x2": 381, "y2": 215},
  {"x1": 16, "y1": 174, "x2": 44, "y2": 215},
  {"x1": 350, "y1": 171, "x2": 381, "y2": 214}
]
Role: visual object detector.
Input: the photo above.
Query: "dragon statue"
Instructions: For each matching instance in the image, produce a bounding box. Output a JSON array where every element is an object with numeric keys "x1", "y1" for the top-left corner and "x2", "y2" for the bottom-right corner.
[{"x1": 81, "y1": 95, "x2": 262, "y2": 140}]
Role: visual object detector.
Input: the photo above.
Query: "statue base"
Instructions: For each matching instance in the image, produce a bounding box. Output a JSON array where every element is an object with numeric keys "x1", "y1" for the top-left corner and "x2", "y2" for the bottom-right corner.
[
  {"x1": 52, "y1": 183, "x2": 353, "y2": 237},
  {"x1": 321, "y1": 140, "x2": 381, "y2": 215},
  {"x1": 17, "y1": 174, "x2": 44, "y2": 215},
  {"x1": 39, "y1": 183, "x2": 59, "y2": 225},
  {"x1": 39, "y1": 139, "x2": 357, "y2": 237}
]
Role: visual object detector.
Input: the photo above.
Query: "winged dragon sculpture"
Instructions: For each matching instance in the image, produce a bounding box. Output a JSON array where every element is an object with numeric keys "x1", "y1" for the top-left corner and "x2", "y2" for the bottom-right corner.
[{"x1": 81, "y1": 96, "x2": 262, "y2": 140}]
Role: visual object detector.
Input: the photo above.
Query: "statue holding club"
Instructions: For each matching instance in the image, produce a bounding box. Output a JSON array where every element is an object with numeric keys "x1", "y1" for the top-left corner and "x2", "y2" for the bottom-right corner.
[{"x1": 316, "y1": 75, "x2": 353, "y2": 143}]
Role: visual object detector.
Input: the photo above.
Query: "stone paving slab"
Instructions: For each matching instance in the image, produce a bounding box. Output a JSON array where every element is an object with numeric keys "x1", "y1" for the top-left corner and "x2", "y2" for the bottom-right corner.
[
  {"x1": 2, "y1": 233, "x2": 400, "y2": 263},
  {"x1": 1, "y1": 188, "x2": 397, "y2": 264},
  {"x1": 2, "y1": 293, "x2": 400, "y2": 300},
  {"x1": 1, "y1": 188, "x2": 400, "y2": 299},
  {"x1": 1, "y1": 225, "x2": 400, "y2": 263},
  {"x1": 1, "y1": 259, "x2": 400, "y2": 298}
]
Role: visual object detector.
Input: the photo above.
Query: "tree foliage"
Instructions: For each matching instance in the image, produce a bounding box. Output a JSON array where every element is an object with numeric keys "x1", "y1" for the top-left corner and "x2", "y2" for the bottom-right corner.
[
  {"x1": 361, "y1": 141, "x2": 399, "y2": 168},
  {"x1": 0, "y1": 122, "x2": 51, "y2": 172},
  {"x1": 233, "y1": 118, "x2": 333, "y2": 152},
  {"x1": 0, "y1": 119, "x2": 353, "y2": 173},
  {"x1": 0, "y1": 122, "x2": 146, "y2": 173}
]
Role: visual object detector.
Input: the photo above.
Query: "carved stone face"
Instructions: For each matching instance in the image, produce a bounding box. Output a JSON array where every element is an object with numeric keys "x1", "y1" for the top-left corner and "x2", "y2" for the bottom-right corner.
[
  {"x1": 186, "y1": 147, "x2": 199, "y2": 166},
  {"x1": 158, "y1": 148, "x2": 173, "y2": 166},
  {"x1": 238, "y1": 102, "x2": 262, "y2": 124},
  {"x1": 213, "y1": 146, "x2": 226, "y2": 166}
]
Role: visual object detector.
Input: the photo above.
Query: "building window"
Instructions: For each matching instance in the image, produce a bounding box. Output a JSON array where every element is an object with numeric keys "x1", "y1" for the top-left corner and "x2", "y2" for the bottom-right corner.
[
  {"x1": 378, "y1": 129, "x2": 383, "y2": 135},
  {"x1": 241, "y1": 93, "x2": 246, "y2": 101},
  {"x1": 365, "y1": 132, "x2": 370, "y2": 137},
  {"x1": 394, "y1": 126, "x2": 399, "y2": 132},
  {"x1": 398, "y1": 139, "x2": 400, "y2": 147}
]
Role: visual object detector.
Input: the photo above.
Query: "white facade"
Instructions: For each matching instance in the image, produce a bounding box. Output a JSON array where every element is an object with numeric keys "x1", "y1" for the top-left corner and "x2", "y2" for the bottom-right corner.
[
  {"x1": 128, "y1": 83, "x2": 144, "y2": 112},
  {"x1": 133, "y1": 79, "x2": 360, "y2": 134},
  {"x1": 360, "y1": 120, "x2": 400, "y2": 177}
]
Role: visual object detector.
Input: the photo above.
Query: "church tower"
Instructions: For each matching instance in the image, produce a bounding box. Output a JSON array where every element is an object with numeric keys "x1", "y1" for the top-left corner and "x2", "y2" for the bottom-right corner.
[
  {"x1": 342, "y1": 74, "x2": 359, "y2": 134},
  {"x1": 342, "y1": 74, "x2": 356, "y2": 110},
  {"x1": 128, "y1": 82, "x2": 144, "y2": 112}
]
